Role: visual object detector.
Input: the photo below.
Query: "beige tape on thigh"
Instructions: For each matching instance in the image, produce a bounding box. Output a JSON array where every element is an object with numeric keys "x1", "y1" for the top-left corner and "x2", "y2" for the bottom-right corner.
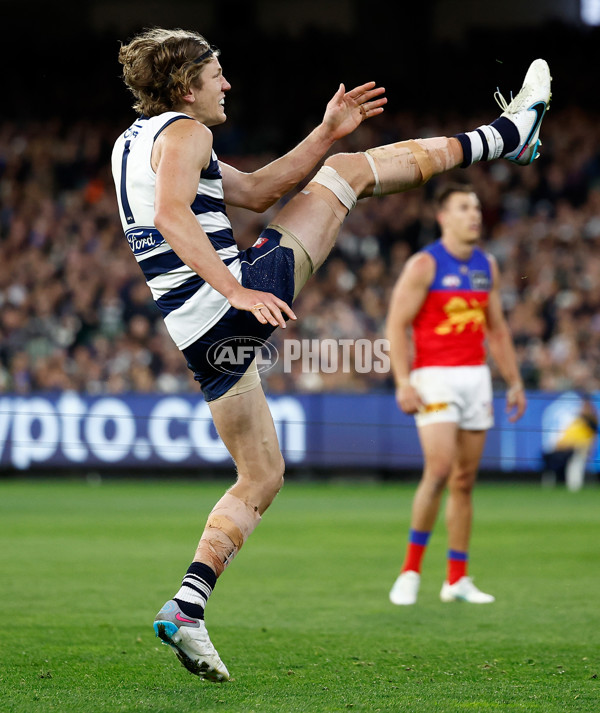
[
  {"x1": 365, "y1": 139, "x2": 435, "y2": 196},
  {"x1": 213, "y1": 358, "x2": 260, "y2": 402},
  {"x1": 196, "y1": 492, "x2": 261, "y2": 576},
  {"x1": 270, "y1": 223, "x2": 315, "y2": 298}
]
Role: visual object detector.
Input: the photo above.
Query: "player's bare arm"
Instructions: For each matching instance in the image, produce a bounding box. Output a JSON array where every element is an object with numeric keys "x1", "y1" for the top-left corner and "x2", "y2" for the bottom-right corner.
[
  {"x1": 153, "y1": 120, "x2": 296, "y2": 328},
  {"x1": 485, "y1": 257, "x2": 526, "y2": 422},
  {"x1": 220, "y1": 81, "x2": 387, "y2": 211},
  {"x1": 386, "y1": 252, "x2": 435, "y2": 414}
]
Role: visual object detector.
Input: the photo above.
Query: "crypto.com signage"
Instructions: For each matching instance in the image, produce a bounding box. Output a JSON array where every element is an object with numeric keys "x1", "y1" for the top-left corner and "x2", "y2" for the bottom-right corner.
[
  {"x1": 0, "y1": 391, "x2": 593, "y2": 473},
  {"x1": 0, "y1": 392, "x2": 306, "y2": 470}
]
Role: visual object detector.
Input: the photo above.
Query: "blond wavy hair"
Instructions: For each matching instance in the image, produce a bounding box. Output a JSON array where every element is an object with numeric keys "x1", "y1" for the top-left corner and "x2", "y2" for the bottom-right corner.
[{"x1": 118, "y1": 28, "x2": 219, "y2": 116}]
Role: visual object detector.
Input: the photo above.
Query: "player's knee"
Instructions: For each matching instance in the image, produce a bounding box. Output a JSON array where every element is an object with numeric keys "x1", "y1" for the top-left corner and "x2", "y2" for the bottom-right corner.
[
  {"x1": 423, "y1": 465, "x2": 451, "y2": 493},
  {"x1": 257, "y1": 462, "x2": 284, "y2": 512},
  {"x1": 430, "y1": 475, "x2": 449, "y2": 495},
  {"x1": 237, "y1": 453, "x2": 285, "y2": 510},
  {"x1": 305, "y1": 152, "x2": 375, "y2": 217},
  {"x1": 450, "y1": 471, "x2": 475, "y2": 494},
  {"x1": 323, "y1": 152, "x2": 372, "y2": 197},
  {"x1": 307, "y1": 155, "x2": 361, "y2": 219},
  {"x1": 267, "y1": 454, "x2": 285, "y2": 496}
]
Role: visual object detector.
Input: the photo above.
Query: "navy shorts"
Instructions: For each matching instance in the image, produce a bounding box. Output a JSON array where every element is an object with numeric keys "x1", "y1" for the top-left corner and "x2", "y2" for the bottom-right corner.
[{"x1": 183, "y1": 227, "x2": 295, "y2": 402}]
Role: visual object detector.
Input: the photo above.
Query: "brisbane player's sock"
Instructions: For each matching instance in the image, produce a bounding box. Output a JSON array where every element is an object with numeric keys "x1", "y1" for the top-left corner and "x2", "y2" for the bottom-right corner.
[
  {"x1": 401, "y1": 529, "x2": 431, "y2": 574},
  {"x1": 447, "y1": 549, "x2": 468, "y2": 585}
]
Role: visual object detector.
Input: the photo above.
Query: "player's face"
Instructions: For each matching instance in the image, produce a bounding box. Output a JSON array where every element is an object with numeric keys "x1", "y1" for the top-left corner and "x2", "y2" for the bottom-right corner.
[
  {"x1": 438, "y1": 192, "x2": 482, "y2": 244},
  {"x1": 191, "y1": 57, "x2": 231, "y2": 126}
]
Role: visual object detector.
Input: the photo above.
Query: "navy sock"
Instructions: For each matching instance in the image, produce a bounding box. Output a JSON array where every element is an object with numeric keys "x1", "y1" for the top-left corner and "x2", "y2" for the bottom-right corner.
[
  {"x1": 455, "y1": 133, "x2": 473, "y2": 168},
  {"x1": 490, "y1": 116, "x2": 520, "y2": 154}
]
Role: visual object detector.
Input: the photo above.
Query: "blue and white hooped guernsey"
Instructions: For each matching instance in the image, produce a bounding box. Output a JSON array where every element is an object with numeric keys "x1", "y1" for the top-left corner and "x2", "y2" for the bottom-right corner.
[{"x1": 111, "y1": 112, "x2": 241, "y2": 350}]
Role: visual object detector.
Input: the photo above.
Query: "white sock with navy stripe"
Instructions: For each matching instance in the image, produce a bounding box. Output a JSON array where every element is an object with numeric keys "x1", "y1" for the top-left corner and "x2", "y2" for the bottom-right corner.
[
  {"x1": 455, "y1": 116, "x2": 520, "y2": 167},
  {"x1": 174, "y1": 561, "x2": 217, "y2": 620}
]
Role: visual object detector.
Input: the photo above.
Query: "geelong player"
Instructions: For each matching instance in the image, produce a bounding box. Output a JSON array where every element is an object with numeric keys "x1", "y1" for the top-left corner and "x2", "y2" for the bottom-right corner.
[
  {"x1": 112, "y1": 27, "x2": 549, "y2": 679},
  {"x1": 387, "y1": 183, "x2": 527, "y2": 606}
]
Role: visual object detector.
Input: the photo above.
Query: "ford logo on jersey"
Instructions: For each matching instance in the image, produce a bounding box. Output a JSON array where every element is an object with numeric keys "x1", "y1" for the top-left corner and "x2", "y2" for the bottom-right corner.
[{"x1": 126, "y1": 228, "x2": 165, "y2": 256}]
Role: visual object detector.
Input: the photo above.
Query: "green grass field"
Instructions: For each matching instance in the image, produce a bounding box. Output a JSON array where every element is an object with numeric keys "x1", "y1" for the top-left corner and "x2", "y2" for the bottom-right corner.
[{"x1": 1, "y1": 478, "x2": 598, "y2": 713}]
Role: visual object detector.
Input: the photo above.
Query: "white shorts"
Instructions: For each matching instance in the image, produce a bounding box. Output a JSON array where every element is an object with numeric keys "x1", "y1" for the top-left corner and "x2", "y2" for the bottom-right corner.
[{"x1": 410, "y1": 365, "x2": 494, "y2": 430}]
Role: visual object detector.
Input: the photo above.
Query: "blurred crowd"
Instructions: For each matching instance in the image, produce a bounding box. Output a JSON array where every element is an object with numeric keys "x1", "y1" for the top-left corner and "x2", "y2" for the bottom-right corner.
[{"x1": 1, "y1": 104, "x2": 600, "y2": 396}]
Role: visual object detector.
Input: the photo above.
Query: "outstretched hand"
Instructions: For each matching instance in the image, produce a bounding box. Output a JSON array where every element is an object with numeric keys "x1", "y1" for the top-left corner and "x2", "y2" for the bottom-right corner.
[
  {"x1": 228, "y1": 286, "x2": 297, "y2": 329},
  {"x1": 322, "y1": 81, "x2": 387, "y2": 141}
]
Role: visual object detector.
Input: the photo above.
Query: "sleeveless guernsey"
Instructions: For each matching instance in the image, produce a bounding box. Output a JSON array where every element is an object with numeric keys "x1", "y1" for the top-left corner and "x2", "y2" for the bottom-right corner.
[
  {"x1": 111, "y1": 112, "x2": 241, "y2": 349},
  {"x1": 412, "y1": 240, "x2": 492, "y2": 368}
]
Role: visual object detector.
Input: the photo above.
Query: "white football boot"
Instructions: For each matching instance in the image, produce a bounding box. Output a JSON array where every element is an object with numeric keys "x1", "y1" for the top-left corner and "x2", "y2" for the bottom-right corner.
[
  {"x1": 496, "y1": 58, "x2": 552, "y2": 165},
  {"x1": 389, "y1": 570, "x2": 421, "y2": 606},
  {"x1": 440, "y1": 576, "x2": 495, "y2": 604},
  {"x1": 153, "y1": 600, "x2": 230, "y2": 681}
]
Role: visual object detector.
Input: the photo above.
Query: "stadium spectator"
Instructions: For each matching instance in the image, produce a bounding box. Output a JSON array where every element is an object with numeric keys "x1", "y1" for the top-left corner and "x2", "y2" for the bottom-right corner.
[{"x1": 2, "y1": 104, "x2": 600, "y2": 396}]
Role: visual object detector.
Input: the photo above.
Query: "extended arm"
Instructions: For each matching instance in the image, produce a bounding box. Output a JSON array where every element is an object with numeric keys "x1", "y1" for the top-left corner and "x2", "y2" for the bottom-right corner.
[
  {"x1": 485, "y1": 257, "x2": 526, "y2": 422},
  {"x1": 386, "y1": 253, "x2": 435, "y2": 414},
  {"x1": 153, "y1": 119, "x2": 296, "y2": 327},
  {"x1": 220, "y1": 81, "x2": 387, "y2": 211}
]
